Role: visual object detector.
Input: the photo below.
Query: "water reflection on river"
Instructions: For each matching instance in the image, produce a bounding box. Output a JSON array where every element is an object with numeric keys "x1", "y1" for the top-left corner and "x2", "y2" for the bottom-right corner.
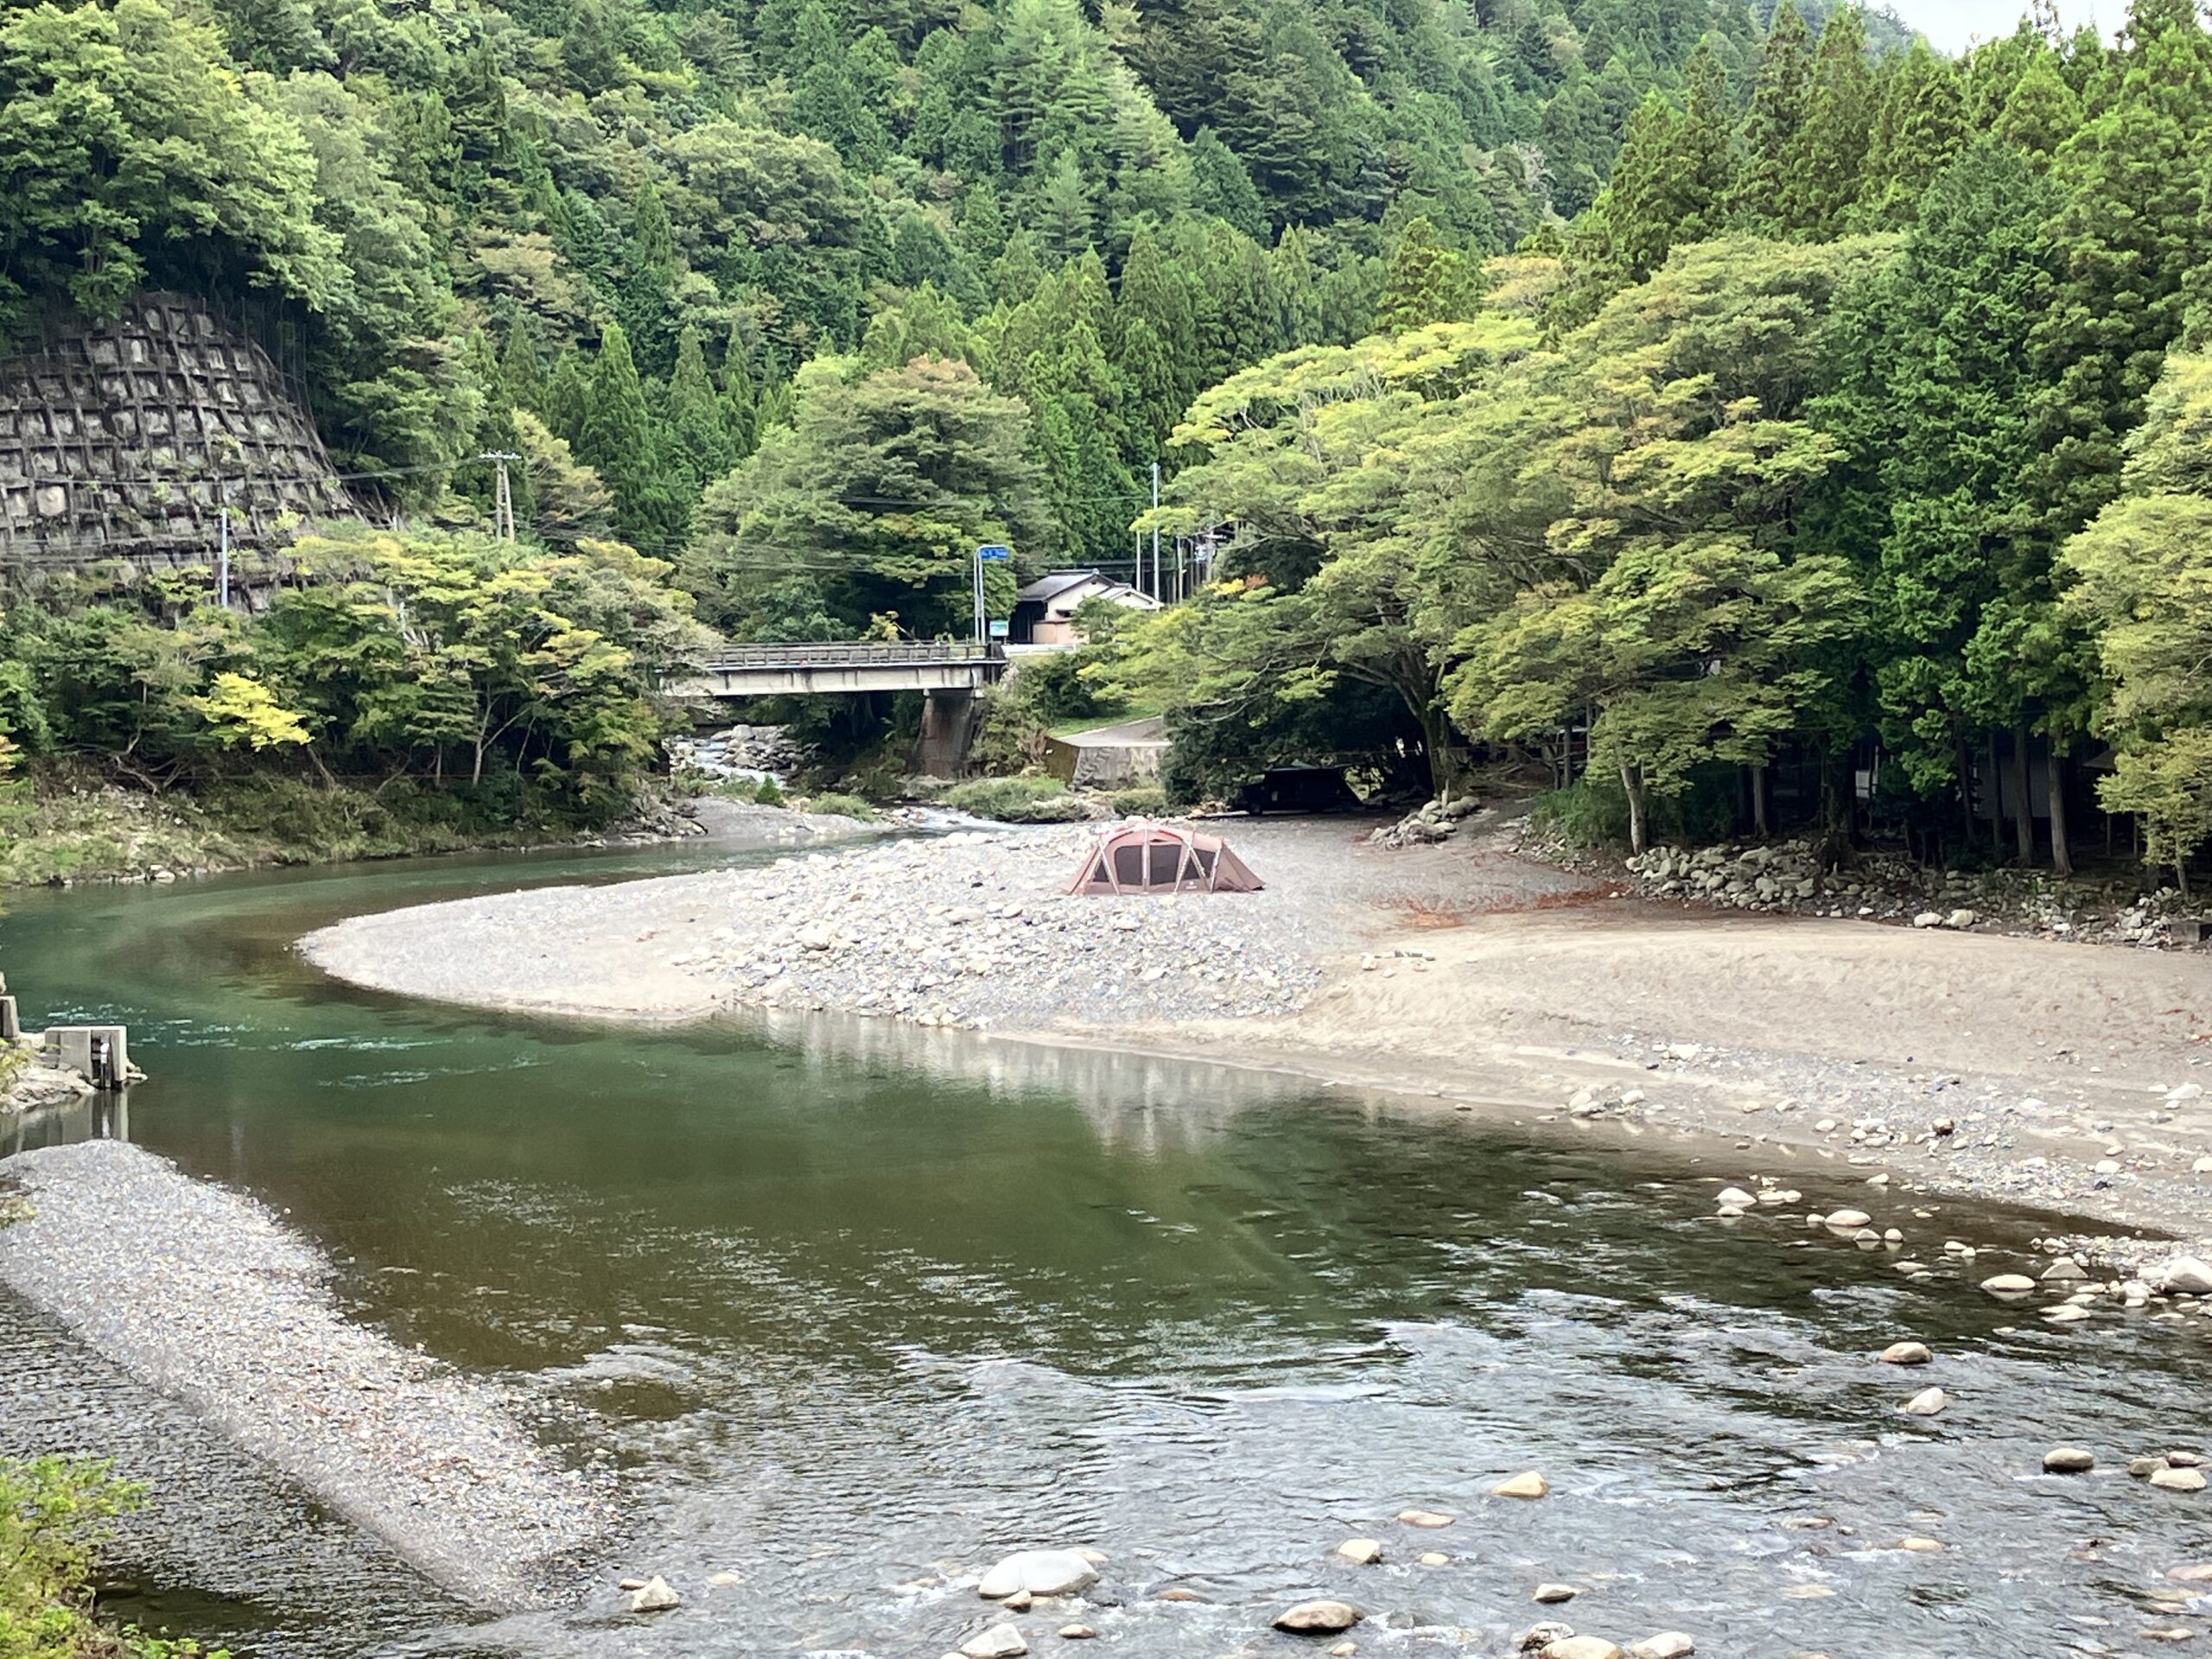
[{"x1": 1, "y1": 848, "x2": 2208, "y2": 1658}]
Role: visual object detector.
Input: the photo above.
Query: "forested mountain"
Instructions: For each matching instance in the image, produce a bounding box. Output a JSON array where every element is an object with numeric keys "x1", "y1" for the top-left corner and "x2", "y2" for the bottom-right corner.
[
  {"x1": 1116, "y1": 0, "x2": 2212, "y2": 879},
  {"x1": 5, "y1": 0, "x2": 2212, "y2": 885},
  {"x1": 0, "y1": 0, "x2": 1914, "y2": 598}
]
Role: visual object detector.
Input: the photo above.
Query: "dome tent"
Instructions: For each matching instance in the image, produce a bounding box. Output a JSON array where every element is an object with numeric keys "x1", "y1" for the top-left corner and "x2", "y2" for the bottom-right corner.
[{"x1": 1067, "y1": 821, "x2": 1263, "y2": 895}]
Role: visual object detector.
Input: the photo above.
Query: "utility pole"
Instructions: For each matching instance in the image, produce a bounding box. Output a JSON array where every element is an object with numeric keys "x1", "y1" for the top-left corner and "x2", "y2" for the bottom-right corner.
[
  {"x1": 216, "y1": 480, "x2": 231, "y2": 610},
  {"x1": 480, "y1": 452, "x2": 519, "y2": 541},
  {"x1": 1150, "y1": 461, "x2": 1160, "y2": 603}
]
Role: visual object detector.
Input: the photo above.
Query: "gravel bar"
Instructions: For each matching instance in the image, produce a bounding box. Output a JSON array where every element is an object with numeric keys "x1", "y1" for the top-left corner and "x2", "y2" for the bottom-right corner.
[{"x1": 0, "y1": 1141, "x2": 611, "y2": 1608}]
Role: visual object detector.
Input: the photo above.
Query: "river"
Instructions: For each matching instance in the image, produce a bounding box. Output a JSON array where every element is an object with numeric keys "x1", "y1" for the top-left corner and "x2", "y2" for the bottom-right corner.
[{"x1": 0, "y1": 843, "x2": 2207, "y2": 1657}]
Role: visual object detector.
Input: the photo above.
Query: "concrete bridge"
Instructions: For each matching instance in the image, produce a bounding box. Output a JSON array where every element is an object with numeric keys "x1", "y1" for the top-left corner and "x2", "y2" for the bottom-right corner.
[
  {"x1": 664, "y1": 640, "x2": 1006, "y2": 699},
  {"x1": 665, "y1": 641, "x2": 1007, "y2": 775}
]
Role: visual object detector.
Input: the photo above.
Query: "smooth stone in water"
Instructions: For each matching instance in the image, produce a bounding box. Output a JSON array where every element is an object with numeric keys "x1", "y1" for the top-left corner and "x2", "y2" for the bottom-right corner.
[
  {"x1": 1336, "y1": 1538, "x2": 1382, "y2": 1565},
  {"x1": 1982, "y1": 1274, "x2": 2037, "y2": 1294},
  {"x1": 1274, "y1": 1599, "x2": 1363, "y2": 1634},
  {"x1": 1824, "y1": 1209, "x2": 1873, "y2": 1229},
  {"x1": 961, "y1": 1625, "x2": 1029, "y2": 1659},
  {"x1": 1519, "y1": 1625, "x2": 1574, "y2": 1652},
  {"x1": 1879, "y1": 1340, "x2": 1932, "y2": 1365},
  {"x1": 2044, "y1": 1446, "x2": 2096, "y2": 1473},
  {"x1": 1418, "y1": 1552, "x2": 1450, "y2": 1567},
  {"x1": 1494, "y1": 1471, "x2": 1550, "y2": 1500},
  {"x1": 1057, "y1": 1627, "x2": 1096, "y2": 1641},
  {"x1": 978, "y1": 1551, "x2": 1100, "y2": 1599},
  {"x1": 1901, "y1": 1386, "x2": 1948, "y2": 1416},
  {"x1": 1397, "y1": 1508, "x2": 1454, "y2": 1528},
  {"x1": 2154, "y1": 1256, "x2": 2212, "y2": 1296},
  {"x1": 629, "y1": 1577, "x2": 681, "y2": 1613},
  {"x1": 2151, "y1": 1466, "x2": 2209, "y2": 1492},
  {"x1": 1626, "y1": 1637, "x2": 1697, "y2": 1659},
  {"x1": 1542, "y1": 1639, "x2": 1624, "y2": 1659},
  {"x1": 1533, "y1": 1583, "x2": 1580, "y2": 1604}
]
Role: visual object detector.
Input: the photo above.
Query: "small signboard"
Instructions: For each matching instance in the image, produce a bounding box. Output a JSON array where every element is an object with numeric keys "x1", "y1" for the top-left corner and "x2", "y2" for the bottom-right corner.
[
  {"x1": 976, "y1": 543, "x2": 1012, "y2": 563},
  {"x1": 988, "y1": 619, "x2": 1009, "y2": 639}
]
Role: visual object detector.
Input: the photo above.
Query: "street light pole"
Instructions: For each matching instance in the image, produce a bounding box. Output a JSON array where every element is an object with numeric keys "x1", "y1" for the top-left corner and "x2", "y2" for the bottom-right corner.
[{"x1": 1150, "y1": 461, "x2": 1160, "y2": 601}]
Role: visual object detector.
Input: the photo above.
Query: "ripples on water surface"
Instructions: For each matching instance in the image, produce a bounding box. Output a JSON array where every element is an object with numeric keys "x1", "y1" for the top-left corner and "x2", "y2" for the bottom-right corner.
[{"x1": 1, "y1": 848, "x2": 2208, "y2": 1657}]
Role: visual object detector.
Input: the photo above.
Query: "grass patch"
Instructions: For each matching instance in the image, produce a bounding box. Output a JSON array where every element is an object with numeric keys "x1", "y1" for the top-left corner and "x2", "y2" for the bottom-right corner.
[{"x1": 940, "y1": 775, "x2": 1091, "y2": 823}]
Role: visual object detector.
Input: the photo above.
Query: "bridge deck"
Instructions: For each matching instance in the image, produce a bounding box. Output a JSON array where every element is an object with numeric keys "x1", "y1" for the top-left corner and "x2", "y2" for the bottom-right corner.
[{"x1": 668, "y1": 640, "x2": 1006, "y2": 698}]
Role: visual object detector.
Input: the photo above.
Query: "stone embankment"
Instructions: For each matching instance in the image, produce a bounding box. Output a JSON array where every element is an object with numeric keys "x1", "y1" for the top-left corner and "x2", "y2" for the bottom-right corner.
[
  {"x1": 0, "y1": 1141, "x2": 610, "y2": 1606},
  {"x1": 1616, "y1": 837, "x2": 2198, "y2": 944}
]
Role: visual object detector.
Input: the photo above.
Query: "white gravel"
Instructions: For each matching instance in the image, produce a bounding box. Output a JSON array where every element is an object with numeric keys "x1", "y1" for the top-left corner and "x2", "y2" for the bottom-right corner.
[
  {"x1": 0, "y1": 1141, "x2": 611, "y2": 1607},
  {"x1": 303, "y1": 820, "x2": 1456, "y2": 1031}
]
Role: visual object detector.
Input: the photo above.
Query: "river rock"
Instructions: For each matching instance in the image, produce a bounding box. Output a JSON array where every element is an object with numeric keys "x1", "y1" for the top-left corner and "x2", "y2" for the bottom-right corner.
[
  {"x1": 1494, "y1": 1471, "x2": 1550, "y2": 1499},
  {"x1": 1336, "y1": 1538, "x2": 1382, "y2": 1565},
  {"x1": 2152, "y1": 1466, "x2": 2209, "y2": 1492},
  {"x1": 1879, "y1": 1340, "x2": 1932, "y2": 1365},
  {"x1": 1397, "y1": 1508, "x2": 1454, "y2": 1528},
  {"x1": 2133, "y1": 1456, "x2": 2171, "y2": 1478},
  {"x1": 1901, "y1": 1387, "x2": 1948, "y2": 1416},
  {"x1": 1418, "y1": 1552, "x2": 1450, "y2": 1567},
  {"x1": 2043, "y1": 1259, "x2": 2088, "y2": 1282},
  {"x1": 1981, "y1": 1274, "x2": 2037, "y2": 1294},
  {"x1": 1533, "y1": 1583, "x2": 1580, "y2": 1603},
  {"x1": 2044, "y1": 1446, "x2": 2096, "y2": 1473},
  {"x1": 2167, "y1": 1563, "x2": 2212, "y2": 1582},
  {"x1": 1057, "y1": 1626, "x2": 1096, "y2": 1641},
  {"x1": 1626, "y1": 1637, "x2": 1697, "y2": 1659},
  {"x1": 629, "y1": 1576, "x2": 682, "y2": 1612},
  {"x1": 2152, "y1": 1256, "x2": 2212, "y2": 1296},
  {"x1": 1274, "y1": 1599, "x2": 1363, "y2": 1633},
  {"x1": 1716, "y1": 1187, "x2": 1757, "y2": 1207},
  {"x1": 960, "y1": 1625, "x2": 1029, "y2": 1659},
  {"x1": 978, "y1": 1551, "x2": 1100, "y2": 1599},
  {"x1": 1541, "y1": 1639, "x2": 1624, "y2": 1659},
  {"x1": 1823, "y1": 1209, "x2": 1873, "y2": 1229},
  {"x1": 1520, "y1": 1625, "x2": 1575, "y2": 1652}
]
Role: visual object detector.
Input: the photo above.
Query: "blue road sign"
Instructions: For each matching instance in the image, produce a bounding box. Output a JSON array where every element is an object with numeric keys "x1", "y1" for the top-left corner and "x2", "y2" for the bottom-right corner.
[{"x1": 976, "y1": 543, "x2": 1012, "y2": 563}]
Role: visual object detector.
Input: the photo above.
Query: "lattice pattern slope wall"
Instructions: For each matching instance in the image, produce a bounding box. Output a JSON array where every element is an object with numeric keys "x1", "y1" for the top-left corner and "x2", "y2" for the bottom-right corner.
[{"x1": 0, "y1": 293, "x2": 359, "y2": 569}]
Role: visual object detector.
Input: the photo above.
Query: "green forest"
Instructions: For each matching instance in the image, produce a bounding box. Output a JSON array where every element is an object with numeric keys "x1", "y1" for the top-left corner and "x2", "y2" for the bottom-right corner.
[{"x1": 0, "y1": 0, "x2": 2207, "y2": 879}]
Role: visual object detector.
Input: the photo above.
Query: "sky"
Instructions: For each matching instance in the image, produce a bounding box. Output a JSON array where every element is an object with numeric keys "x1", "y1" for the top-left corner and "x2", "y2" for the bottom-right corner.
[{"x1": 1885, "y1": 0, "x2": 2116, "y2": 53}]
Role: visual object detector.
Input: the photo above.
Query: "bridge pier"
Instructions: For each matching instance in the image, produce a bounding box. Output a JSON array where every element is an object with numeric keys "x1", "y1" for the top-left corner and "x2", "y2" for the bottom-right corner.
[{"x1": 914, "y1": 689, "x2": 983, "y2": 779}]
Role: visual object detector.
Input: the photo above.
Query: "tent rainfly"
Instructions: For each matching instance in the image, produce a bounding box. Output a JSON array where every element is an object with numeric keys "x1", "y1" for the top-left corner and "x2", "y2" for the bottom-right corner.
[{"x1": 1067, "y1": 821, "x2": 1263, "y2": 895}]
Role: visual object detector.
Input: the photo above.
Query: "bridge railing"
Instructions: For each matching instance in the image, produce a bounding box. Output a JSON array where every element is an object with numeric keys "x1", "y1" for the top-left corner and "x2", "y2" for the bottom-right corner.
[{"x1": 688, "y1": 640, "x2": 1002, "y2": 671}]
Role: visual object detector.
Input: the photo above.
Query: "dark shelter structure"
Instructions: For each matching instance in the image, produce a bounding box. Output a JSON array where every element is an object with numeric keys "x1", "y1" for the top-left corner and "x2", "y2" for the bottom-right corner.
[{"x1": 1068, "y1": 821, "x2": 1263, "y2": 894}]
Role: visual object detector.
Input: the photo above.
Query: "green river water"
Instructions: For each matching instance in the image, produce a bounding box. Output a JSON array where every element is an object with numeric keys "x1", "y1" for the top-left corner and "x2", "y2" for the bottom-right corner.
[{"x1": 0, "y1": 842, "x2": 2208, "y2": 1657}]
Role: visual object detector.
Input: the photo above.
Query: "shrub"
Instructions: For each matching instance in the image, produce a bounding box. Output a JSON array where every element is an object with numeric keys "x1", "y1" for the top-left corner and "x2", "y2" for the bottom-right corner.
[
  {"x1": 751, "y1": 776, "x2": 785, "y2": 806},
  {"x1": 1108, "y1": 784, "x2": 1167, "y2": 816},
  {"x1": 804, "y1": 791, "x2": 879, "y2": 821},
  {"x1": 941, "y1": 775, "x2": 1090, "y2": 823},
  {"x1": 0, "y1": 1455, "x2": 223, "y2": 1657}
]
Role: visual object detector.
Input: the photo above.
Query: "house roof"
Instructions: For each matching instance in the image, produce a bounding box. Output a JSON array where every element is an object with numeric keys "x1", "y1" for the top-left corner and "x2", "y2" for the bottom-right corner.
[{"x1": 1014, "y1": 568, "x2": 1107, "y2": 604}]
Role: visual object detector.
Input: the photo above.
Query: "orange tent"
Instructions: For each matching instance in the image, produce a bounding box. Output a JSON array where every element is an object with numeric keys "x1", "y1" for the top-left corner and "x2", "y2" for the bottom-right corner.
[{"x1": 1067, "y1": 821, "x2": 1264, "y2": 895}]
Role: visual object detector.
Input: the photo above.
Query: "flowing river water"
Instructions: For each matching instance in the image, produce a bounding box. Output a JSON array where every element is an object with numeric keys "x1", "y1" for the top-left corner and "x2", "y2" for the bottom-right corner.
[{"x1": 0, "y1": 842, "x2": 2209, "y2": 1658}]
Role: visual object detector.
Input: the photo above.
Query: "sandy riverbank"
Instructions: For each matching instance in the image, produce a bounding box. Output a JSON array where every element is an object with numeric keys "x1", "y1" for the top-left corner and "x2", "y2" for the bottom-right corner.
[
  {"x1": 0, "y1": 1141, "x2": 612, "y2": 1607},
  {"x1": 302, "y1": 810, "x2": 2212, "y2": 1265}
]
